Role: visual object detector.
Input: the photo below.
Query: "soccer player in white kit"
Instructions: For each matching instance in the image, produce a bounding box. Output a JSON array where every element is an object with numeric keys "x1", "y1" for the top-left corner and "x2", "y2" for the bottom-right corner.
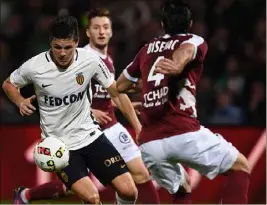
[
  {"x1": 10, "y1": 9, "x2": 160, "y2": 204},
  {"x1": 3, "y1": 15, "x2": 140, "y2": 204},
  {"x1": 117, "y1": 0, "x2": 251, "y2": 204}
]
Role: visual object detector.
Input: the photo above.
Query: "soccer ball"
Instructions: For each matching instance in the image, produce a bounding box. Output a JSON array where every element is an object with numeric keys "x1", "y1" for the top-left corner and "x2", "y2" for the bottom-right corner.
[{"x1": 33, "y1": 137, "x2": 70, "y2": 172}]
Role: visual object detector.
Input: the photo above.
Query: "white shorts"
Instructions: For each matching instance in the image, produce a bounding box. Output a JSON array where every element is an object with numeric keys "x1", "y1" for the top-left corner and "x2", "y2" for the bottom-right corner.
[
  {"x1": 140, "y1": 126, "x2": 239, "y2": 194},
  {"x1": 104, "y1": 123, "x2": 141, "y2": 163}
]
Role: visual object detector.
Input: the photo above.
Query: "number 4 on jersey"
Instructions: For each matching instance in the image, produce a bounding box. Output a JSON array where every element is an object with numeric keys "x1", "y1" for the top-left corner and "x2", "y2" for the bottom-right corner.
[{"x1": 148, "y1": 56, "x2": 165, "y2": 86}]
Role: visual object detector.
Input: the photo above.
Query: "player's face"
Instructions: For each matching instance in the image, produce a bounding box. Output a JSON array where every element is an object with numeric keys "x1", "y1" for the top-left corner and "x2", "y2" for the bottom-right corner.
[
  {"x1": 86, "y1": 17, "x2": 112, "y2": 48},
  {"x1": 50, "y1": 39, "x2": 78, "y2": 68}
]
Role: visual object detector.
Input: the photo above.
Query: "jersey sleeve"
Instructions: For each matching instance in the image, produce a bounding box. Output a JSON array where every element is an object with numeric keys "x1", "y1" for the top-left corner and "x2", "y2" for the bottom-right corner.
[
  {"x1": 181, "y1": 34, "x2": 208, "y2": 63},
  {"x1": 92, "y1": 57, "x2": 114, "y2": 89},
  {"x1": 123, "y1": 48, "x2": 143, "y2": 83},
  {"x1": 10, "y1": 60, "x2": 33, "y2": 88}
]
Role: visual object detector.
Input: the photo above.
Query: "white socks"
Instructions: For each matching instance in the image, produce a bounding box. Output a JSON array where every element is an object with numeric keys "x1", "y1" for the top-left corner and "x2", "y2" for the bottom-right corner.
[{"x1": 20, "y1": 189, "x2": 29, "y2": 203}]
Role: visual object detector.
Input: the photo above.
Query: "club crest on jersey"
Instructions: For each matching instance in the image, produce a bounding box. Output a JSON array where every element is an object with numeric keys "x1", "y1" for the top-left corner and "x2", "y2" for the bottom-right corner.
[
  {"x1": 119, "y1": 132, "x2": 131, "y2": 144},
  {"x1": 76, "y1": 72, "x2": 84, "y2": 85}
]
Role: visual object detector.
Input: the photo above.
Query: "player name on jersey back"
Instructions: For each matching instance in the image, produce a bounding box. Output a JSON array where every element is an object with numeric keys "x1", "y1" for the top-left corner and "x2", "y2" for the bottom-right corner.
[{"x1": 147, "y1": 39, "x2": 179, "y2": 54}]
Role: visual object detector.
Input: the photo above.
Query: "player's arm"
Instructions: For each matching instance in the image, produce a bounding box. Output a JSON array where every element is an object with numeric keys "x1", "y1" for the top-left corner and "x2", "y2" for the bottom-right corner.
[
  {"x1": 107, "y1": 82, "x2": 142, "y2": 135},
  {"x1": 117, "y1": 48, "x2": 143, "y2": 93},
  {"x1": 111, "y1": 99, "x2": 142, "y2": 115},
  {"x1": 2, "y1": 63, "x2": 36, "y2": 116},
  {"x1": 155, "y1": 43, "x2": 195, "y2": 75},
  {"x1": 116, "y1": 71, "x2": 136, "y2": 93},
  {"x1": 155, "y1": 36, "x2": 208, "y2": 75},
  {"x1": 121, "y1": 82, "x2": 142, "y2": 94},
  {"x1": 2, "y1": 78, "x2": 26, "y2": 107},
  {"x1": 92, "y1": 57, "x2": 142, "y2": 135}
]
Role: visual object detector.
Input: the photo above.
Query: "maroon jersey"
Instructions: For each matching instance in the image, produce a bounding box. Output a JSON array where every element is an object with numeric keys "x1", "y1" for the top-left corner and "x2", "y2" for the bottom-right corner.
[
  {"x1": 124, "y1": 34, "x2": 208, "y2": 144},
  {"x1": 85, "y1": 45, "x2": 117, "y2": 129}
]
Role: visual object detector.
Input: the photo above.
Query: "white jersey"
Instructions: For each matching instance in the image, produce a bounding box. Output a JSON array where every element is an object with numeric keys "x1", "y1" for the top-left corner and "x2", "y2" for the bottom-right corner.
[
  {"x1": 83, "y1": 44, "x2": 108, "y2": 59},
  {"x1": 10, "y1": 48, "x2": 114, "y2": 150}
]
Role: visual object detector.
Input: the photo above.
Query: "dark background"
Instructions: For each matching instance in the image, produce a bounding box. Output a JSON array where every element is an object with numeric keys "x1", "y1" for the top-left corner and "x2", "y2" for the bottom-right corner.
[{"x1": 0, "y1": 0, "x2": 266, "y2": 126}]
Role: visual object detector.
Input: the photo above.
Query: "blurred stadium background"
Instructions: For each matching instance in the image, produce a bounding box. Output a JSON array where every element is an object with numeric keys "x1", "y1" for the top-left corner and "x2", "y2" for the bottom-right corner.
[{"x1": 0, "y1": 0, "x2": 266, "y2": 203}]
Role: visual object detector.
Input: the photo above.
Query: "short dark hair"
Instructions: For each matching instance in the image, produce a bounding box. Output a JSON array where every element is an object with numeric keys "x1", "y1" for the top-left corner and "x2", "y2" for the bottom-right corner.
[
  {"x1": 160, "y1": 0, "x2": 192, "y2": 35},
  {"x1": 87, "y1": 8, "x2": 112, "y2": 27},
  {"x1": 49, "y1": 15, "x2": 79, "y2": 42}
]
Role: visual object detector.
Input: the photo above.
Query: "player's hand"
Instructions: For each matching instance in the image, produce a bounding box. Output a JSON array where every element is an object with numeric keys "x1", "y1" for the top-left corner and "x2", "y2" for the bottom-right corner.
[
  {"x1": 126, "y1": 79, "x2": 142, "y2": 93},
  {"x1": 133, "y1": 79, "x2": 143, "y2": 90},
  {"x1": 132, "y1": 102, "x2": 142, "y2": 115},
  {"x1": 19, "y1": 95, "x2": 36, "y2": 116},
  {"x1": 91, "y1": 109, "x2": 112, "y2": 125},
  {"x1": 155, "y1": 58, "x2": 179, "y2": 75}
]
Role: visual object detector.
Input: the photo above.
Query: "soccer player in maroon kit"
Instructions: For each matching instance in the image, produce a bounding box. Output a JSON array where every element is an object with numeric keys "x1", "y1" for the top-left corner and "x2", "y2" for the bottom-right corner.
[
  {"x1": 117, "y1": 0, "x2": 251, "y2": 204},
  {"x1": 13, "y1": 8, "x2": 160, "y2": 204}
]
